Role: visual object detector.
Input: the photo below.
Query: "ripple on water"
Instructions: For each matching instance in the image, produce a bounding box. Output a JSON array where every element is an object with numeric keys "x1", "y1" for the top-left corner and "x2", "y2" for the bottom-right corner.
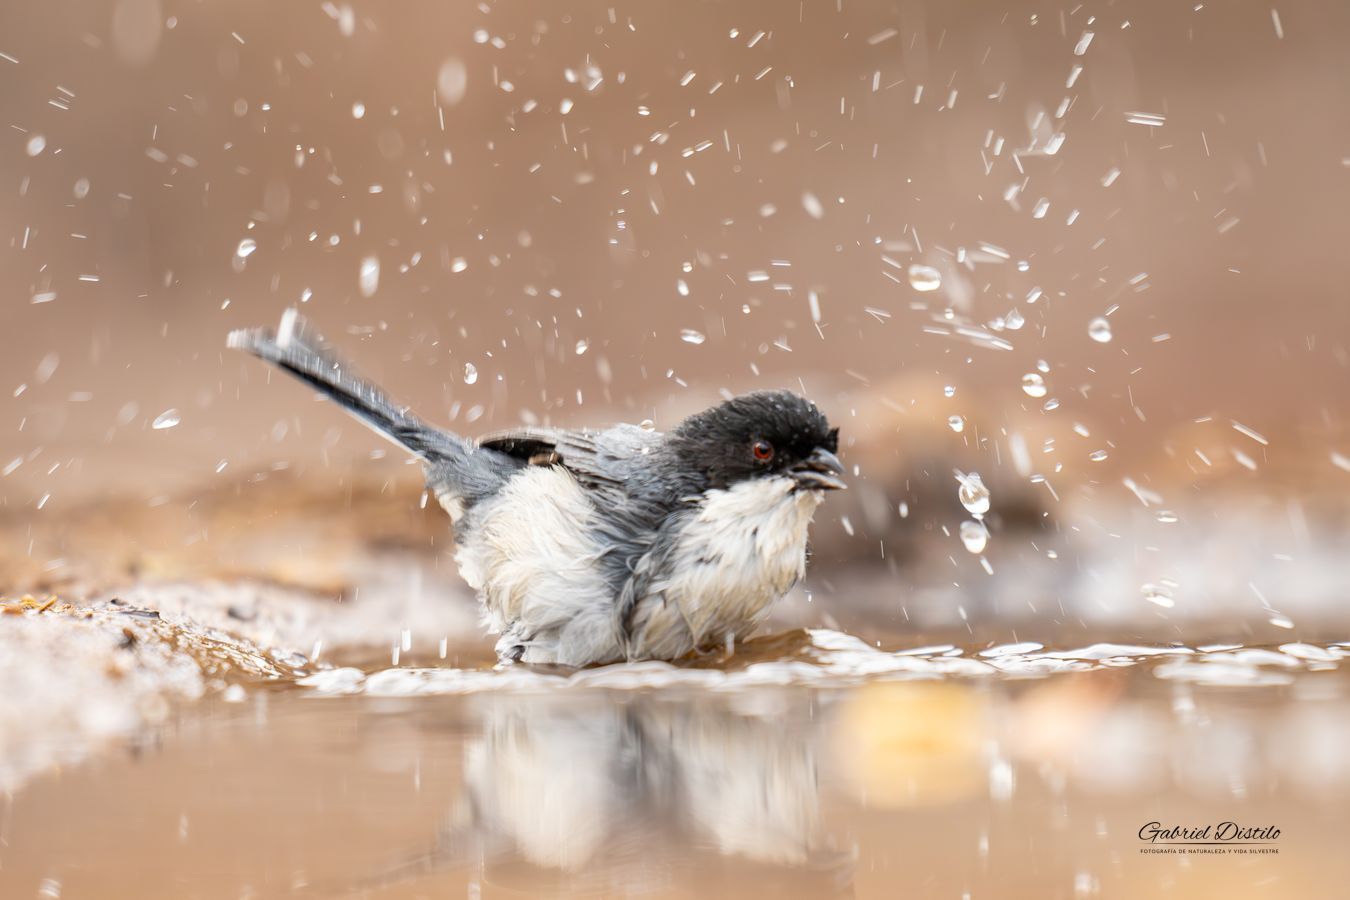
[
  {"x1": 296, "y1": 631, "x2": 1346, "y2": 697},
  {"x1": 1151, "y1": 643, "x2": 1348, "y2": 687}
]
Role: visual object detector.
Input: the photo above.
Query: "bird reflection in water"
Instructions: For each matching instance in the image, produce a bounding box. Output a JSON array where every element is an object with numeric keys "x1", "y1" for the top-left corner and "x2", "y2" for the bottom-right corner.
[{"x1": 353, "y1": 691, "x2": 854, "y2": 897}]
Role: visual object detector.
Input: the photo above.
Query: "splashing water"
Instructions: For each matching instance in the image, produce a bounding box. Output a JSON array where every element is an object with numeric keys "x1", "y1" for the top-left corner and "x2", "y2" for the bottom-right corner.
[
  {"x1": 1021, "y1": 373, "x2": 1047, "y2": 398},
  {"x1": 957, "y1": 472, "x2": 991, "y2": 517},
  {"x1": 959, "y1": 520, "x2": 989, "y2": 554},
  {"x1": 436, "y1": 57, "x2": 468, "y2": 105},
  {"x1": 907, "y1": 264, "x2": 942, "y2": 292},
  {"x1": 1141, "y1": 584, "x2": 1175, "y2": 608},
  {"x1": 358, "y1": 255, "x2": 380, "y2": 297},
  {"x1": 1125, "y1": 111, "x2": 1167, "y2": 127},
  {"x1": 296, "y1": 630, "x2": 1349, "y2": 697},
  {"x1": 680, "y1": 328, "x2": 707, "y2": 345},
  {"x1": 801, "y1": 191, "x2": 824, "y2": 219}
]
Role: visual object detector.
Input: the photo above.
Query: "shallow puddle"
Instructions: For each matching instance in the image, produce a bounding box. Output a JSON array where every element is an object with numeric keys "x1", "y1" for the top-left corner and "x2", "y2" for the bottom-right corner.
[{"x1": 3, "y1": 633, "x2": 1349, "y2": 898}]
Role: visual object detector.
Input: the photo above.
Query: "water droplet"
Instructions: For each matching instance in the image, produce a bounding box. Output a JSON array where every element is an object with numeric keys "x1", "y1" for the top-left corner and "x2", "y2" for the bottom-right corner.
[
  {"x1": 959, "y1": 520, "x2": 989, "y2": 554},
  {"x1": 1004, "y1": 308, "x2": 1025, "y2": 330},
  {"x1": 25, "y1": 134, "x2": 46, "y2": 156},
  {"x1": 801, "y1": 191, "x2": 824, "y2": 219},
  {"x1": 1155, "y1": 510, "x2": 1178, "y2": 524},
  {"x1": 73, "y1": 178, "x2": 91, "y2": 200},
  {"x1": 1089, "y1": 449, "x2": 1109, "y2": 462},
  {"x1": 639, "y1": 418, "x2": 656, "y2": 432},
  {"x1": 358, "y1": 255, "x2": 380, "y2": 297},
  {"x1": 1021, "y1": 373, "x2": 1047, "y2": 398},
  {"x1": 235, "y1": 237, "x2": 257, "y2": 259},
  {"x1": 957, "y1": 472, "x2": 991, "y2": 517},
  {"x1": 34, "y1": 353, "x2": 59, "y2": 383},
  {"x1": 1125, "y1": 111, "x2": 1166, "y2": 127},
  {"x1": 351, "y1": 101, "x2": 365, "y2": 119},
  {"x1": 1088, "y1": 317, "x2": 1112, "y2": 343},
  {"x1": 680, "y1": 328, "x2": 706, "y2": 345},
  {"x1": 574, "y1": 339, "x2": 589, "y2": 355},
  {"x1": 462, "y1": 362, "x2": 478, "y2": 385},
  {"x1": 437, "y1": 58, "x2": 468, "y2": 105},
  {"x1": 1141, "y1": 584, "x2": 1174, "y2": 608},
  {"x1": 152, "y1": 409, "x2": 181, "y2": 430},
  {"x1": 908, "y1": 264, "x2": 942, "y2": 292},
  {"x1": 948, "y1": 415, "x2": 965, "y2": 433},
  {"x1": 944, "y1": 385, "x2": 956, "y2": 398}
]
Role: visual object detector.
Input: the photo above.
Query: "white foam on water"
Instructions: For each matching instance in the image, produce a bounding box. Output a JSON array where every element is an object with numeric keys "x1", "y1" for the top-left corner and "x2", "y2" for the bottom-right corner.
[
  {"x1": 1038, "y1": 643, "x2": 1191, "y2": 661},
  {"x1": 1154, "y1": 661, "x2": 1295, "y2": 688},
  {"x1": 295, "y1": 631, "x2": 1344, "y2": 697}
]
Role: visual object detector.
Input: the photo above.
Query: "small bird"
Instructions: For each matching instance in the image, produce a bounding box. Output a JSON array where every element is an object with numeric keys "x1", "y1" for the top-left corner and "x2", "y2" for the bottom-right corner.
[{"x1": 228, "y1": 310, "x2": 845, "y2": 665}]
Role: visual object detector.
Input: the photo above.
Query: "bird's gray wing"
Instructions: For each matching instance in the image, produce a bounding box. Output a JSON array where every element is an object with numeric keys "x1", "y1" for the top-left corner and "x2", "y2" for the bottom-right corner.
[
  {"x1": 479, "y1": 423, "x2": 676, "y2": 650},
  {"x1": 475, "y1": 423, "x2": 661, "y2": 504}
]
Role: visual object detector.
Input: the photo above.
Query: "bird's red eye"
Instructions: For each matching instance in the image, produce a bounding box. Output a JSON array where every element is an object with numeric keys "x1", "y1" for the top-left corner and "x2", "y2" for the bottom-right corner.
[{"x1": 752, "y1": 440, "x2": 774, "y2": 462}]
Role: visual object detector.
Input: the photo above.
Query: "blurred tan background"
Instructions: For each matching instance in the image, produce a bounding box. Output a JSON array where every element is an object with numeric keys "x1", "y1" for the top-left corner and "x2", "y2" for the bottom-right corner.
[{"x1": 3, "y1": 0, "x2": 1349, "y2": 630}]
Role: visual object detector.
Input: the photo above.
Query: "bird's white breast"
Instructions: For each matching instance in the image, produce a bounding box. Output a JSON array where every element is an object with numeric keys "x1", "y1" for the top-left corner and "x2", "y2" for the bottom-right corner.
[{"x1": 633, "y1": 476, "x2": 822, "y2": 658}]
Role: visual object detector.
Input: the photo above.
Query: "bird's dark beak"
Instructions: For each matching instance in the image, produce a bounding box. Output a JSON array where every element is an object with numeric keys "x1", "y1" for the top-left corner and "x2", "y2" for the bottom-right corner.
[{"x1": 791, "y1": 447, "x2": 847, "y2": 491}]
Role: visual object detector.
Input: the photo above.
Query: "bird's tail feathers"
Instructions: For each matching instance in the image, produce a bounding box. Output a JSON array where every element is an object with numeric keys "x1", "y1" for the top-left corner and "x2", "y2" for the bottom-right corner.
[{"x1": 227, "y1": 308, "x2": 462, "y2": 461}]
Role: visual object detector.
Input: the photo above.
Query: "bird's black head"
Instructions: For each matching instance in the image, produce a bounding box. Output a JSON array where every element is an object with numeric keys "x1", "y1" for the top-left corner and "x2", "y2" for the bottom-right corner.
[{"x1": 668, "y1": 390, "x2": 845, "y2": 492}]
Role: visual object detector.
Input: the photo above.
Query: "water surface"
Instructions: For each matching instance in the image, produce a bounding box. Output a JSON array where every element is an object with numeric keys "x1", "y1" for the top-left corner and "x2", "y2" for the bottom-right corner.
[{"x1": 3, "y1": 633, "x2": 1348, "y2": 898}]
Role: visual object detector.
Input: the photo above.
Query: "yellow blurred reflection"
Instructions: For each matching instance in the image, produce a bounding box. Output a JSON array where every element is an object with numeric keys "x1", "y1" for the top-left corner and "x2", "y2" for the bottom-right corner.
[{"x1": 831, "y1": 681, "x2": 986, "y2": 808}]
